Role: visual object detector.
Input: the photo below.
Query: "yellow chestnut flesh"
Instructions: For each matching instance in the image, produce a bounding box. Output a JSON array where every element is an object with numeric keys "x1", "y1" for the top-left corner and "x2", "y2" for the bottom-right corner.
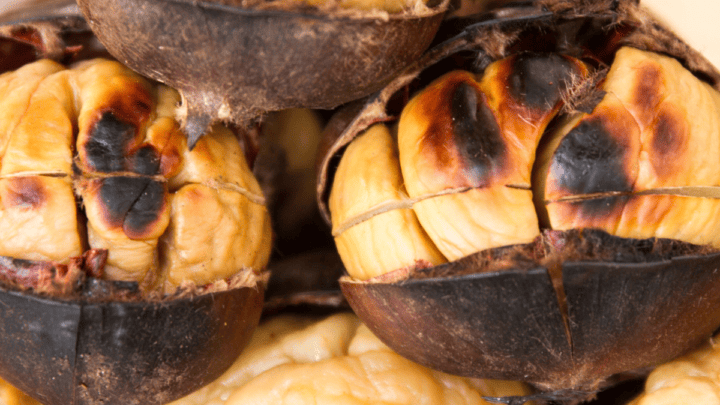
[
  {"x1": 330, "y1": 47, "x2": 720, "y2": 280},
  {"x1": 330, "y1": 124, "x2": 446, "y2": 280}
]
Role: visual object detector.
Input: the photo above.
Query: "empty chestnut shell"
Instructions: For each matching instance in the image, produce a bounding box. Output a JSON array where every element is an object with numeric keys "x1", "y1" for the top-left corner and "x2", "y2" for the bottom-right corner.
[
  {"x1": 0, "y1": 14, "x2": 268, "y2": 404},
  {"x1": 76, "y1": 0, "x2": 447, "y2": 147},
  {"x1": 317, "y1": 0, "x2": 720, "y2": 397}
]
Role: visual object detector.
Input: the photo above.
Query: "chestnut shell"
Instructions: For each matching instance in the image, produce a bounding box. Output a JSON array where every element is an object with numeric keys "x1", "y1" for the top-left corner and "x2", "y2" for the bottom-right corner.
[
  {"x1": 0, "y1": 15, "x2": 266, "y2": 404},
  {"x1": 76, "y1": 0, "x2": 447, "y2": 145},
  {"x1": 0, "y1": 283, "x2": 263, "y2": 405},
  {"x1": 341, "y1": 231, "x2": 720, "y2": 392},
  {"x1": 316, "y1": 0, "x2": 720, "y2": 394}
]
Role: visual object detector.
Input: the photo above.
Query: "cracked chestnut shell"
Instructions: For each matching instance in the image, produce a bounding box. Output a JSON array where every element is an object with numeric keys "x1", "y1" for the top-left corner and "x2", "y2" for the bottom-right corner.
[
  {"x1": 0, "y1": 15, "x2": 269, "y2": 405},
  {"x1": 76, "y1": 0, "x2": 447, "y2": 147},
  {"x1": 317, "y1": 0, "x2": 720, "y2": 395}
]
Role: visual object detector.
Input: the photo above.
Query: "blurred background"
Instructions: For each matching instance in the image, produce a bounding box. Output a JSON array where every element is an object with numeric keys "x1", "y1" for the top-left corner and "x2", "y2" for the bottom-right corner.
[{"x1": 643, "y1": 0, "x2": 720, "y2": 69}]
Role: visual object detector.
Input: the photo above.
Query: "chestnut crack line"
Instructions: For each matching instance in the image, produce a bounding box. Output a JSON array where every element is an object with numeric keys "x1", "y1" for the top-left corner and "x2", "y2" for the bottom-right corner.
[
  {"x1": 333, "y1": 183, "x2": 534, "y2": 236},
  {"x1": 546, "y1": 186, "x2": 720, "y2": 204},
  {"x1": 74, "y1": 170, "x2": 167, "y2": 182},
  {"x1": 202, "y1": 180, "x2": 267, "y2": 206},
  {"x1": 0, "y1": 171, "x2": 69, "y2": 179},
  {"x1": 332, "y1": 186, "x2": 472, "y2": 236}
]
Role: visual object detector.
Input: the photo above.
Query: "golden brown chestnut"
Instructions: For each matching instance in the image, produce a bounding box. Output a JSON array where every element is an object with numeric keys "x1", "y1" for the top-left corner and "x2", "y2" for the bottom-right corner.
[{"x1": 317, "y1": 0, "x2": 720, "y2": 398}]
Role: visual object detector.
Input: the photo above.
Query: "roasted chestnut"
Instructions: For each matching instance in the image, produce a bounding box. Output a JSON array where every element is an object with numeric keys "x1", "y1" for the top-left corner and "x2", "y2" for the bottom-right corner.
[
  {"x1": 76, "y1": 0, "x2": 448, "y2": 147},
  {"x1": 317, "y1": 0, "x2": 720, "y2": 398},
  {"x1": 0, "y1": 15, "x2": 271, "y2": 405}
]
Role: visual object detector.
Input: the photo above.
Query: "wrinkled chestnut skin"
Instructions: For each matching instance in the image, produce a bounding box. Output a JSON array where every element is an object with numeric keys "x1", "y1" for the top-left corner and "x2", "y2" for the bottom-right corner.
[
  {"x1": 77, "y1": 0, "x2": 447, "y2": 145},
  {"x1": 0, "y1": 16, "x2": 266, "y2": 405},
  {"x1": 317, "y1": 0, "x2": 720, "y2": 396}
]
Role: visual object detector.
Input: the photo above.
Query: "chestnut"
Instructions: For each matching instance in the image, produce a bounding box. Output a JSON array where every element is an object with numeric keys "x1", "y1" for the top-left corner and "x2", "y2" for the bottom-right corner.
[
  {"x1": 76, "y1": 0, "x2": 448, "y2": 147},
  {"x1": 0, "y1": 14, "x2": 271, "y2": 405},
  {"x1": 317, "y1": 0, "x2": 720, "y2": 398}
]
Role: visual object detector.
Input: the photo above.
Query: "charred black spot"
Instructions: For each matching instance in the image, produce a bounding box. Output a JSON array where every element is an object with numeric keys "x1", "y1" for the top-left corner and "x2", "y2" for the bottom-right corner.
[
  {"x1": 124, "y1": 180, "x2": 165, "y2": 238},
  {"x1": 85, "y1": 112, "x2": 136, "y2": 173},
  {"x1": 551, "y1": 117, "x2": 632, "y2": 195},
  {"x1": 6, "y1": 177, "x2": 46, "y2": 209},
  {"x1": 508, "y1": 53, "x2": 576, "y2": 110},
  {"x1": 99, "y1": 177, "x2": 165, "y2": 238},
  {"x1": 127, "y1": 146, "x2": 160, "y2": 176},
  {"x1": 451, "y1": 82, "x2": 505, "y2": 185},
  {"x1": 99, "y1": 177, "x2": 148, "y2": 228}
]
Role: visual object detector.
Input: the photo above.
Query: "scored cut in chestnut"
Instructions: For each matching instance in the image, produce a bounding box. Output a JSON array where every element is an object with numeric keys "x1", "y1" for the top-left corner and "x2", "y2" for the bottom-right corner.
[
  {"x1": 0, "y1": 14, "x2": 271, "y2": 405},
  {"x1": 76, "y1": 0, "x2": 448, "y2": 148},
  {"x1": 317, "y1": 0, "x2": 720, "y2": 399}
]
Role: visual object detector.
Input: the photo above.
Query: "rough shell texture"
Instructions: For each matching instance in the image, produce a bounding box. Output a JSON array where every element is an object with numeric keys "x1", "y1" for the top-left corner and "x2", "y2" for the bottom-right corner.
[
  {"x1": 316, "y1": 0, "x2": 720, "y2": 395},
  {"x1": 341, "y1": 230, "x2": 720, "y2": 392},
  {"x1": 0, "y1": 280, "x2": 263, "y2": 405},
  {"x1": 77, "y1": 0, "x2": 447, "y2": 146}
]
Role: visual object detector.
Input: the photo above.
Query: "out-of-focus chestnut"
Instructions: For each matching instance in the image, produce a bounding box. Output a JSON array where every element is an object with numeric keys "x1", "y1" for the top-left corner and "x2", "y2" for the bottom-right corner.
[
  {"x1": 169, "y1": 312, "x2": 532, "y2": 405},
  {"x1": 317, "y1": 0, "x2": 720, "y2": 398},
  {"x1": 628, "y1": 332, "x2": 720, "y2": 405}
]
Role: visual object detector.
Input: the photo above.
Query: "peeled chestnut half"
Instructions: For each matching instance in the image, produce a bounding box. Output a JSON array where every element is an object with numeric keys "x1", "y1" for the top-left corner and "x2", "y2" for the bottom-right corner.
[
  {"x1": 76, "y1": 0, "x2": 447, "y2": 147},
  {"x1": 317, "y1": 0, "x2": 720, "y2": 397},
  {"x1": 0, "y1": 17, "x2": 271, "y2": 405}
]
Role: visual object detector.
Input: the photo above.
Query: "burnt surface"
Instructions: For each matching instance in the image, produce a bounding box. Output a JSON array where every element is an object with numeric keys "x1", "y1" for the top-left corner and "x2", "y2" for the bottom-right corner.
[
  {"x1": 84, "y1": 112, "x2": 137, "y2": 173},
  {"x1": 84, "y1": 111, "x2": 163, "y2": 175},
  {"x1": 551, "y1": 118, "x2": 633, "y2": 196},
  {"x1": 127, "y1": 145, "x2": 161, "y2": 175},
  {"x1": 507, "y1": 53, "x2": 576, "y2": 110},
  {"x1": 451, "y1": 82, "x2": 506, "y2": 185},
  {"x1": 562, "y1": 195, "x2": 629, "y2": 222},
  {"x1": 98, "y1": 177, "x2": 166, "y2": 238},
  {"x1": 0, "y1": 284, "x2": 263, "y2": 405},
  {"x1": 341, "y1": 230, "x2": 720, "y2": 390}
]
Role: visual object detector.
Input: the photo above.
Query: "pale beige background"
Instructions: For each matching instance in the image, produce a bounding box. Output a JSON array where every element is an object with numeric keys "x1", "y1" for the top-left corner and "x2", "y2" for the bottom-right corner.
[
  {"x1": 643, "y1": 0, "x2": 720, "y2": 69},
  {"x1": 0, "y1": 0, "x2": 717, "y2": 67}
]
